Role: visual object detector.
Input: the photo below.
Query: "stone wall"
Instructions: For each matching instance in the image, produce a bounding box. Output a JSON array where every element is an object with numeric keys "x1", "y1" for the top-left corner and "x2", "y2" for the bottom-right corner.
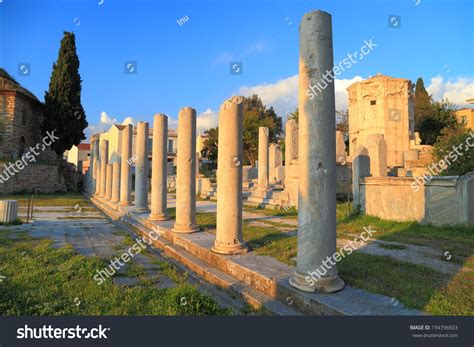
[
  {"x1": 0, "y1": 90, "x2": 55, "y2": 162},
  {"x1": 336, "y1": 164, "x2": 352, "y2": 199},
  {"x1": 0, "y1": 163, "x2": 67, "y2": 194},
  {"x1": 359, "y1": 173, "x2": 474, "y2": 226}
]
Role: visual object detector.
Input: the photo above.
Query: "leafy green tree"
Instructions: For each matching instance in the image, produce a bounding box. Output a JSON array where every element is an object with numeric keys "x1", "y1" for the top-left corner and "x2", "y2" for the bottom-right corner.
[
  {"x1": 200, "y1": 95, "x2": 283, "y2": 167},
  {"x1": 414, "y1": 77, "x2": 432, "y2": 131},
  {"x1": 42, "y1": 32, "x2": 88, "y2": 155},
  {"x1": 336, "y1": 109, "x2": 349, "y2": 133},
  {"x1": 242, "y1": 95, "x2": 282, "y2": 166},
  {"x1": 200, "y1": 127, "x2": 218, "y2": 162},
  {"x1": 432, "y1": 125, "x2": 474, "y2": 176},
  {"x1": 419, "y1": 99, "x2": 458, "y2": 145},
  {"x1": 287, "y1": 108, "x2": 299, "y2": 123}
]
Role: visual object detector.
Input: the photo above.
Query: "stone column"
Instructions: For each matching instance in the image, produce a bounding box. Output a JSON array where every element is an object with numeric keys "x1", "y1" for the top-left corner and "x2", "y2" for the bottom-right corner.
[
  {"x1": 120, "y1": 124, "x2": 133, "y2": 206},
  {"x1": 289, "y1": 10, "x2": 344, "y2": 293},
  {"x1": 149, "y1": 114, "x2": 169, "y2": 221},
  {"x1": 336, "y1": 131, "x2": 346, "y2": 164},
  {"x1": 91, "y1": 139, "x2": 99, "y2": 194},
  {"x1": 366, "y1": 134, "x2": 387, "y2": 177},
  {"x1": 352, "y1": 145, "x2": 370, "y2": 210},
  {"x1": 99, "y1": 139, "x2": 108, "y2": 198},
  {"x1": 173, "y1": 107, "x2": 198, "y2": 233},
  {"x1": 196, "y1": 152, "x2": 200, "y2": 177},
  {"x1": 94, "y1": 140, "x2": 101, "y2": 196},
  {"x1": 87, "y1": 143, "x2": 94, "y2": 194},
  {"x1": 257, "y1": 126, "x2": 269, "y2": 191},
  {"x1": 269, "y1": 143, "x2": 282, "y2": 184},
  {"x1": 111, "y1": 161, "x2": 121, "y2": 203},
  {"x1": 284, "y1": 119, "x2": 298, "y2": 205},
  {"x1": 134, "y1": 122, "x2": 150, "y2": 213},
  {"x1": 105, "y1": 164, "x2": 113, "y2": 201},
  {"x1": 212, "y1": 96, "x2": 247, "y2": 254}
]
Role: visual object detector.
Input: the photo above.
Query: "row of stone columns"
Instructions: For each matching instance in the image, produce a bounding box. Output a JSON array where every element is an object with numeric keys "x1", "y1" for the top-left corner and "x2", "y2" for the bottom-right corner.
[{"x1": 90, "y1": 9, "x2": 343, "y2": 294}]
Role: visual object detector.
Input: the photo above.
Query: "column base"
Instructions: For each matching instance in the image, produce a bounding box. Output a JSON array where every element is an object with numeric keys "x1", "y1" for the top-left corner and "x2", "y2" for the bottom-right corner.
[
  {"x1": 134, "y1": 207, "x2": 150, "y2": 213},
  {"x1": 119, "y1": 201, "x2": 132, "y2": 206},
  {"x1": 148, "y1": 213, "x2": 170, "y2": 221},
  {"x1": 211, "y1": 241, "x2": 248, "y2": 255},
  {"x1": 172, "y1": 224, "x2": 199, "y2": 234},
  {"x1": 289, "y1": 270, "x2": 345, "y2": 294}
]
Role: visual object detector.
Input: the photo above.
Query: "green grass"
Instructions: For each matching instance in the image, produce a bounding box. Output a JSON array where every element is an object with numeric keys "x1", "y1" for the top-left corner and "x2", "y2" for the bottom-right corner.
[
  {"x1": 244, "y1": 205, "x2": 298, "y2": 218},
  {"x1": 377, "y1": 243, "x2": 407, "y2": 251},
  {"x1": 0, "y1": 229, "x2": 231, "y2": 315},
  {"x1": 241, "y1": 220, "x2": 473, "y2": 315},
  {"x1": 0, "y1": 219, "x2": 23, "y2": 226},
  {"x1": 335, "y1": 206, "x2": 474, "y2": 258},
  {"x1": 167, "y1": 208, "x2": 216, "y2": 230},
  {"x1": 1, "y1": 193, "x2": 90, "y2": 208},
  {"x1": 243, "y1": 224, "x2": 297, "y2": 265}
]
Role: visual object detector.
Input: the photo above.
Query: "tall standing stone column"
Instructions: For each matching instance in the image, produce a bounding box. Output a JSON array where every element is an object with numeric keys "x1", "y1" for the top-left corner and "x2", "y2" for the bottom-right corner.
[
  {"x1": 149, "y1": 114, "x2": 169, "y2": 221},
  {"x1": 173, "y1": 107, "x2": 199, "y2": 233},
  {"x1": 289, "y1": 10, "x2": 344, "y2": 293},
  {"x1": 111, "y1": 161, "x2": 121, "y2": 203},
  {"x1": 105, "y1": 164, "x2": 113, "y2": 201},
  {"x1": 352, "y1": 145, "x2": 370, "y2": 210},
  {"x1": 257, "y1": 127, "x2": 269, "y2": 191},
  {"x1": 212, "y1": 96, "x2": 247, "y2": 254},
  {"x1": 196, "y1": 152, "x2": 200, "y2": 177},
  {"x1": 120, "y1": 124, "x2": 133, "y2": 206},
  {"x1": 99, "y1": 139, "x2": 108, "y2": 198},
  {"x1": 135, "y1": 122, "x2": 150, "y2": 213},
  {"x1": 88, "y1": 141, "x2": 94, "y2": 194},
  {"x1": 94, "y1": 139, "x2": 101, "y2": 196}
]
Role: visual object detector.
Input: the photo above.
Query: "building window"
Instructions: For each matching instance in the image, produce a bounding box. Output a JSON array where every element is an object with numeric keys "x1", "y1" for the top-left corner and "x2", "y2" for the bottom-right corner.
[
  {"x1": 370, "y1": 100, "x2": 376, "y2": 106},
  {"x1": 168, "y1": 139, "x2": 174, "y2": 153}
]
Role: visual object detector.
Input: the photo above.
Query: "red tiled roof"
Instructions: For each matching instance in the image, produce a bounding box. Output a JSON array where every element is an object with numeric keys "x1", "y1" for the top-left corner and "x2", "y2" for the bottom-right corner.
[{"x1": 78, "y1": 143, "x2": 91, "y2": 151}]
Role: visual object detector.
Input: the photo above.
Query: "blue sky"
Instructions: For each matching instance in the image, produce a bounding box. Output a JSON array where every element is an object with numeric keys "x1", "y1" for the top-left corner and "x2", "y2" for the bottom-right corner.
[{"x1": 1, "y1": 0, "x2": 473, "y2": 138}]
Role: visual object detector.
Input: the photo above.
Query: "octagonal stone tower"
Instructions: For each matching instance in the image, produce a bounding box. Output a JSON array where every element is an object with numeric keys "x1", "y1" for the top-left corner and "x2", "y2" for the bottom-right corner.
[{"x1": 347, "y1": 75, "x2": 415, "y2": 167}]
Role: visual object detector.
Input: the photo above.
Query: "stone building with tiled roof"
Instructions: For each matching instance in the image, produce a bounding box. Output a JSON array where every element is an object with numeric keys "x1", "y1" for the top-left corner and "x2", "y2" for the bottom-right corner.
[{"x1": 0, "y1": 68, "x2": 56, "y2": 162}]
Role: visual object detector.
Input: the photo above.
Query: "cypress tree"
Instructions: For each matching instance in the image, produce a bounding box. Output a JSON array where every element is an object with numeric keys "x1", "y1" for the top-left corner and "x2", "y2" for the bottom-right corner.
[
  {"x1": 43, "y1": 31, "x2": 88, "y2": 155},
  {"x1": 413, "y1": 77, "x2": 432, "y2": 131}
]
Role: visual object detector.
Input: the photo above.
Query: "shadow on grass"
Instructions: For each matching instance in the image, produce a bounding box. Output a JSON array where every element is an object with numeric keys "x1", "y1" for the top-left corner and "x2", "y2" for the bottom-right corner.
[
  {"x1": 166, "y1": 207, "x2": 216, "y2": 230},
  {"x1": 242, "y1": 205, "x2": 474, "y2": 315}
]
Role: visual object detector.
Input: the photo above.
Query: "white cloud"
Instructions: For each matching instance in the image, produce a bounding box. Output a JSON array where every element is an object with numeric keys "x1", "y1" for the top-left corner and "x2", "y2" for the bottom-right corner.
[
  {"x1": 196, "y1": 108, "x2": 218, "y2": 135},
  {"x1": 121, "y1": 117, "x2": 136, "y2": 126},
  {"x1": 168, "y1": 117, "x2": 179, "y2": 131},
  {"x1": 239, "y1": 75, "x2": 298, "y2": 119},
  {"x1": 334, "y1": 76, "x2": 363, "y2": 110},
  {"x1": 86, "y1": 111, "x2": 136, "y2": 141},
  {"x1": 86, "y1": 111, "x2": 117, "y2": 139},
  {"x1": 426, "y1": 75, "x2": 474, "y2": 106},
  {"x1": 212, "y1": 52, "x2": 233, "y2": 66},
  {"x1": 212, "y1": 41, "x2": 266, "y2": 66},
  {"x1": 238, "y1": 75, "x2": 363, "y2": 119}
]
